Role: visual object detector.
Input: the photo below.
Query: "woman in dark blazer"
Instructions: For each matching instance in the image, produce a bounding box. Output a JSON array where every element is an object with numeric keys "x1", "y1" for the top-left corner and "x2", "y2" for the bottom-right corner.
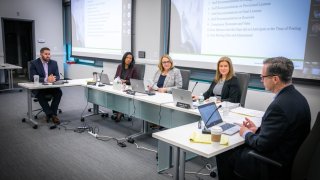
[
  {"x1": 112, "y1": 52, "x2": 138, "y2": 122},
  {"x1": 194, "y1": 56, "x2": 241, "y2": 103},
  {"x1": 114, "y1": 52, "x2": 138, "y2": 85}
]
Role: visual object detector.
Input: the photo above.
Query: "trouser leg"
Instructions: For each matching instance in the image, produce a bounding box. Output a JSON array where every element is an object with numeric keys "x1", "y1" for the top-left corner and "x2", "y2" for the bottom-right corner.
[
  {"x1": 216, "y1": 146, "x2": 244, "y2": 180},
  {"x1": 49, "y1": 88, "x2": 62, "y2": 116},
  {"x1": 36, "y1": 90, "x2": 53, "y2": 117}
]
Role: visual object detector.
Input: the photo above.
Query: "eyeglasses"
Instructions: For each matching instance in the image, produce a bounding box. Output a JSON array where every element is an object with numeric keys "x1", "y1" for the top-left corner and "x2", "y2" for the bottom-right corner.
[
  {"x1": 162, "y1": 61, "x2": 171, "y2": 64},
  {"x1": 260, "y1": 74, "x2": 277, "y2": 80}
]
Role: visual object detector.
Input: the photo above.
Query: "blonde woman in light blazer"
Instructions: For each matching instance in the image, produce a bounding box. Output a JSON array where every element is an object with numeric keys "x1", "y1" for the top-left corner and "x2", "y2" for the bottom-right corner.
[{"x1": 149, "y1": 55, "x2": 182, "y2": 93}]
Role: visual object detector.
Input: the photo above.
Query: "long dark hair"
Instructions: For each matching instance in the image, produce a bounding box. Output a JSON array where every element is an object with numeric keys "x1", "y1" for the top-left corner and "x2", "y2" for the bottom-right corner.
[{"x1": 121, "y1": 52, "x2": 135, "y2": 69}]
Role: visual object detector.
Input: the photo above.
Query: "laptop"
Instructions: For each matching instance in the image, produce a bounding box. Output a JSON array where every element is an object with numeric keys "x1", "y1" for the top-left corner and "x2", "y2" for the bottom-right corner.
[
  {"x1": 198, "y1": 102, "x2": 240, "y2": 135},
  {"x1": 100, "y1": 73, "x2": 111, "y2": 85},
  {"x1": 172, "y1": 88, "x2": 195, "y2": 109},
  {"x1": 130, "y1": 79, "x2": 155, "y2": 95}
]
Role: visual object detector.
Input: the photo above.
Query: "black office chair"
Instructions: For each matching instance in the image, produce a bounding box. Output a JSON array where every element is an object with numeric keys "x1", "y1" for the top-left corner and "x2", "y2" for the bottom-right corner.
[
  {"x1": 248, "y1": 111, "x2": 320, "y2": 180},
  {"x1": 180, "y1": 69, "x2": 191, "y2": 90},
  {"x1": 235, "y1": 72, "x2": 250, "y2": 107},
  {"x1": 32, "y1": 94, "x2": 62, "y2": 120},
  {"x1": 134, "y1": 63, "x2": 146, "y2": 80}
]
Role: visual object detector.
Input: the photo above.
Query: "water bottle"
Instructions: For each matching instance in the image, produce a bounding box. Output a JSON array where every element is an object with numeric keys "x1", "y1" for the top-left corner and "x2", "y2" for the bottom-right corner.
[{"x1": 199, "y1": 93, "x2": 204, "y2": 104}]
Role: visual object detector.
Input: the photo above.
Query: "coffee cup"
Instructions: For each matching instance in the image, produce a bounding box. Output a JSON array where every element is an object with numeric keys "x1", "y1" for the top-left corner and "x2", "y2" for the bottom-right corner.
[{"x1": 211, "y1": 126, "x2": 223, "y2": 142}]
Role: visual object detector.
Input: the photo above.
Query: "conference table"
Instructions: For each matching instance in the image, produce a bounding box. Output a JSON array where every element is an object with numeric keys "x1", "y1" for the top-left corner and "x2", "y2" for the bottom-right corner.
[
  {"x1": 83, "y1": 84, "x2": 264, "y2": 172},
  {"x1": 84, "y1": 84, "x2": 203, "y2": 171},
  {"x1": 18, "y1": 79, "x2": 264, "y2": 173},
  {"x1": 18, "y1": 79, "x2": 88, "y2": 129},
  {"x1": 0, "y1": 63, "x2": 22, "y2": 92},
  {"x1": 152, "y1": 108, "x2": 264, "y2": 180}
]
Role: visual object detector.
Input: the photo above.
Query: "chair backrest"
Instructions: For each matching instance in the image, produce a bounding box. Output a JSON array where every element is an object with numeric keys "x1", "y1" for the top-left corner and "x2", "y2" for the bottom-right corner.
[
  {"x1": 291, "y1": 111, "x2": 320, "y2": 180},
  {"x1": 28, "y1": 61, "x2": 32, "y2": 81},
  {"x1": 235, "y1": 72, "x2": 250, "y2": 107},
  {"x1": 134, "y1": 64, "x2": 145, "y2": 80},
  {"x1": 180, "y1": 69, "x2": 191, "y2": 90}
]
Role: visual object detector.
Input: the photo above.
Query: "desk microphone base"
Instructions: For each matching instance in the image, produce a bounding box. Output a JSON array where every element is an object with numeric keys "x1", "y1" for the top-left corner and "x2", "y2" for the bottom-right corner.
[{"x1": 202, "y1": 128, "x2": 211, "y2": 134}]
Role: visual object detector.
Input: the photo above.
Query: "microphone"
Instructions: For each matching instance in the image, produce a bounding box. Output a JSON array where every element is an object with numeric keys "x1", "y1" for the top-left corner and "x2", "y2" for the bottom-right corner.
[
  {"x1": 98, "y1": 70, "x2": 105, "y2": 87},
  {"x1": 191, "y1": 81, "x2": 198, "y2": 93},
  {"x1": 191, "y1": 81, "x2": 198, "y2": 102},
  {"x1": 59, "y1": 73, "x2": 68, "y2": 83},
  {"x1": 202, "y1": 105, "x2": 222, "y2": 134}
]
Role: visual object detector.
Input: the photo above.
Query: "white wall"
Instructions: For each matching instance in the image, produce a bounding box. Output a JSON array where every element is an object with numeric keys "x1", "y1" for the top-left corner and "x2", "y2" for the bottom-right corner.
[
  {"x1": 134, "y1": 0, "x2": 163, "y2": 64},
  {"x1": 0, "y1": 0, "x2": 64, "y2": 75}
]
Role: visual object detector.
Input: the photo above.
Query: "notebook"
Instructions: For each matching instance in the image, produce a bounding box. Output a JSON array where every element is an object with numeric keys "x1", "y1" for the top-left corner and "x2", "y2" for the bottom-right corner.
[
  {"x1": 198, "y1": 102, "x2": 240, "y2": 135},
  {"x1": 172, "y1": 88, "x2": 197, "y2": 109}
]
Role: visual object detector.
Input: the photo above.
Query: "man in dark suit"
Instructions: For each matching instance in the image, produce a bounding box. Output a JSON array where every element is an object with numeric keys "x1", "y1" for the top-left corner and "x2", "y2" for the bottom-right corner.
[
  {"x1": 29, "y1": 47, "x2": 62, "y2": 124},
  {"x1": 216, "y1": 57, "x2": 311, "y2": 180}
]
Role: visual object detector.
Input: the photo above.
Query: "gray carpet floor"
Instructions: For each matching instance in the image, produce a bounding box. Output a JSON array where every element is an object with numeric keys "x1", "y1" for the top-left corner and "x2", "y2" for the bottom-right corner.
[{"x1": 0, "y1": 86, "x2": 217, "y2": 180}]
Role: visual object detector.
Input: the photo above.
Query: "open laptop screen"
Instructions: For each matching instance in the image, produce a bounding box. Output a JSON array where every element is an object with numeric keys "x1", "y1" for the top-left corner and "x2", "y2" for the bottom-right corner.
[{"x1": 198, "y1": 102, "x2": 223, "y2": 128}]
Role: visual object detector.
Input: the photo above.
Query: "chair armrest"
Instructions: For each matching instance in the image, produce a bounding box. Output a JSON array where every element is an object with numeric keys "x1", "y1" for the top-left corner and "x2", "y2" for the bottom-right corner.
[{"x1": 248, "y1": 150, "x2": 283, "y2": 168}]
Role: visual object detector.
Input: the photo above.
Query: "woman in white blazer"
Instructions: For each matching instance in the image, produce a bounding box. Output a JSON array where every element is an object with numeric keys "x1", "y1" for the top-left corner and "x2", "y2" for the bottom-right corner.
[{"x1": 149, "y1": 55, "x2": 182, "y2": 93}]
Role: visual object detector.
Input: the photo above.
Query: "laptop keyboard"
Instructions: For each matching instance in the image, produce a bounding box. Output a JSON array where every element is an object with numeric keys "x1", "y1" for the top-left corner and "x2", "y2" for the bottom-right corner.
[{"x1": 220, "y1": 123, "x2": 236, "y2": 131}]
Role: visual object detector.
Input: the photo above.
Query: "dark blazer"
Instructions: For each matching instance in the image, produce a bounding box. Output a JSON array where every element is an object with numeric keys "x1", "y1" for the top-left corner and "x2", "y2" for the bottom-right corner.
[
  {"x1": 29, "y1": 58, "x2": 60, "y2": 82},
  {"x1": 235, "y1": 85, "x2": 311, "y2": 179},
  {"x1": 114, "y1": 64, "x2": 138, "y2": 85},
  {"x1": 203, "y1": 76, "x2": 241, "y2": 103}
]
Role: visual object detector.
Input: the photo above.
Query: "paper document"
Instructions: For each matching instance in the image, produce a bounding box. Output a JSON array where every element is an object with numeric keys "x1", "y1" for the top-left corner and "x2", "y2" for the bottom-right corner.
[
  {"x1": 220, "y1": 135, "x2": 229, "y2": 145},
  {"x1": 189, "y1": 132, "x2": 211, "y2": 144},
  {"x1": 231, "y1": 107, "x2": 265, "y2": 118}
]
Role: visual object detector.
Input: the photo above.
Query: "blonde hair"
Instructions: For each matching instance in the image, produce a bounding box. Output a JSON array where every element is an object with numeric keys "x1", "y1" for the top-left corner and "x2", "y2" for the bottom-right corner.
[
  {"x1": 214, "y1": 56, "x2": 235, "y2": 82},
  {"x1": 158, "y1": 54, "x2": 174, "y2": 72}
]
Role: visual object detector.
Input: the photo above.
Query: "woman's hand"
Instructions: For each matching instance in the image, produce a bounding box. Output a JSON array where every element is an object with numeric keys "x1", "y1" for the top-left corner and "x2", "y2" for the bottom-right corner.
[
  {"x1": 120, "y1": 79, "x2": 127, "y2": 84},
  {"x1": 192, "y1": 95, "x2": 199, "y2": 101},
  {"x1": 158, "y1": 88, "x2": 167, "y2": 93}
]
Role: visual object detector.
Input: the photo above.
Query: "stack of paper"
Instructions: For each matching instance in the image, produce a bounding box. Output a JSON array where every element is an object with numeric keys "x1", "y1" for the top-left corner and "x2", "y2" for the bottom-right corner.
[
  {"x1": 231, "y1": 107, "x2": 265, "y2": 118},
  {"x1": 189, "y1": 132, "x2": 211, "y2": 144}
]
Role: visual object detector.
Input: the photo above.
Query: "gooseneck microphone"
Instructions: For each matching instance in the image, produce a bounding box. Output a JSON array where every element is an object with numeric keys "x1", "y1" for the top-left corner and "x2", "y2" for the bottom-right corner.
[
  {"x1": 98, "y1": 70, "x2": 105, "y2": 87},
  {"x1": 59, "y1": 73, "x2": 68, "y2": 83},
  {"x1": 191, "y1": 81, "x2": 198, "y2": 93},
  {"x1": 202, "y1": 105, "x2": 222, "y2": 134}
]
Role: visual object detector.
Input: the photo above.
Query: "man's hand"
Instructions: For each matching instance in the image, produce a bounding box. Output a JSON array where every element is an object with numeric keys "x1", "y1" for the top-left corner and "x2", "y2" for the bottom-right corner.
[
  {"x1": 239, "y1": 117, "x2": 257, "y2": 136},
  {"x1": 47, "y1": 74, "x2": 56, "y2": 83},
  {"x1": 243, "y1": 117, "x2": 257, "y2": 133}
]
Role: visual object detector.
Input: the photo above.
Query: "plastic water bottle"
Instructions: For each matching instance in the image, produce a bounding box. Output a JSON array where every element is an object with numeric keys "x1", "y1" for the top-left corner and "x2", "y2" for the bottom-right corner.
[
  {"x1": 223, "y1": 101, "x2": 230, "y2": 116},
  {"x1": 199, "y1": 93, "x2": 204, "y2": 104}
]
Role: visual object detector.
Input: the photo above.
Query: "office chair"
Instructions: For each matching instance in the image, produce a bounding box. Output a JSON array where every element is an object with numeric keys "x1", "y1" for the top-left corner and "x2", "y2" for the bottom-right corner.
[
  {"x1": 134, "y1": 63, "x2": 146, "y2": 80},
  {"x1": 235, "y1": 72, "x2": 250, "y2": 107},
  {"x1": 32, "y1": 94, "x2": 62, "y2": 120},
  {"x1": 248, "y1": 111, "x2": 320, "y2": 180},
  {"x1": 180, "y1": 69, "x2": 191, "y2": 90}
]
